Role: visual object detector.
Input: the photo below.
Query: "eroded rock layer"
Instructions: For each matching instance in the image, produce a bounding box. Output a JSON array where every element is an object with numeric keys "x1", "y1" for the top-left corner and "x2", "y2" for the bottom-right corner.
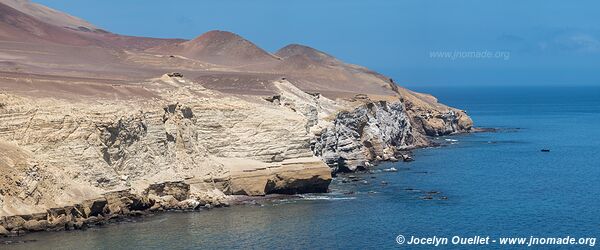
[{"x1": 0, "y1": 77, "x2": 333, "y2": 221}]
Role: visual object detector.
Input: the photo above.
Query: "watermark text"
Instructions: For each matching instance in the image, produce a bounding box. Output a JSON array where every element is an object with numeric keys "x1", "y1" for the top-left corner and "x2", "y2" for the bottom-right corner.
[
  {"x1": 396, "y1": 234, "x2": 596, "y2": 247},
  {"x1": 429, "y1": 50, "x2": 511, "y2": 60}
]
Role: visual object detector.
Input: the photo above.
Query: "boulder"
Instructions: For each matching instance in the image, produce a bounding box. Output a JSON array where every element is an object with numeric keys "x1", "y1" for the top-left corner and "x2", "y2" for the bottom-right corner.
[
  {"x1": 84, "y1": 216, "x2": 101, "y2": 225},
  {"x1": 74, "y1": 219, "x2": 85, "y2": 229},
  {"x1": 81, "y1": 198, "x2": 108, "y2": 218},
  {"x1": 400, "y1": 154, "x2": 414, "y2": 162},
  {"x1": 190, "y1": 189, "x2": 228, "y2": 207},
  {"x1": 104, "y1": 190, "x2": 154, "y2": 214},
  {"x1": 3, "y1": 216, "x2": 26, "y2": 231},
  {"x1": 48, "y1": 215, "x2": 68, "y2": 230},
  {"x1": 18, "y1": 212, "x2": 47, "y2": 221},
  {"x1": 23, "y1": 220, "x2": 49, "y2": 232},
  {"x1": 0, "y1": 225, "x2": 8, "y2": 236},
  {"x1": 129, "y1": 196, "x2": 154, "y2": 211},
  {"x1": 178, "y1": 199, "x2": 201, "y2": 210},
  {"x1": 157, "y1": 195, "x2": 180, "y2": 210},
  {"x1": 106, "y1": 203, "x2": 123, "y2": 215},
  {"x1": 47, "y1": 207, "x2": 67, "y2": 219},
  {"x1": 144, "y1": 182, "x2": 190, "y2": 201}
]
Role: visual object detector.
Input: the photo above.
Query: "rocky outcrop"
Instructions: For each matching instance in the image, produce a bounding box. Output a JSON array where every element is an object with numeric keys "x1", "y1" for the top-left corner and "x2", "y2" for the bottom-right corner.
[
  {"x1": 398, "y1": 88, "x2": 473, "y2": 136},
  {"x1": 312, "y1": 100, "x2": 419, "y2": 172},
  {"x1": 0, "y1": 182, "x2": 228, "y2": 236},
  {"x1": 0, "y1": 166, "x2": 327, "y2": 236},
  {"x1": 223, "y1": 157, "x2": 332, "y2": 195},
  {"x1": 264, "y1": 79, "x2": 473, "y2": 173}
]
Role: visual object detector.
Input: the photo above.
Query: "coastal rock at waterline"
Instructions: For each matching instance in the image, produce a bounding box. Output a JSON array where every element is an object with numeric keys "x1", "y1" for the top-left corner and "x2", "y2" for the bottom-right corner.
[
  {"x1": 0, "y1": 225, "x2": 8, "y2": 236},
  {"x1": 151, "y1": 195, "x2": 180, "y2": 210},
  {"x1": 144, "y1": 182, "x2": 190, "y2": 202},
  {"x1": 226, "y1": 157, "x2": 332, "y2": 195},
  {"x1": 190, "y1": 189, "x2": 229, "y2": 207},
  {"x1": 403, "y1": 99, "x2": 473, "y2": 137},
  {"x1": 177, "y1": 199, "x2": 202, "y2": 210},
  {"x1": 76, "y1": 198, "x2": 108, "y2": 218},
  {"x1": 22, "y1": 220, "x2": 48, "y2": 232},
  {"x1": 313, "y1": 101, "x2": 416, "y2": 172},
  {"x1": 0, "y1": 186, "x2": 193, "y2": 234},
  {"x1": 2, "y1": 216, "x2": 26, "y2": 231},
  {"x1": 104, "y1": 191, "x2": 155, "y2": 215},
  {"x1": 400, "y1": 154, "x2": 414, "y2": 162}
]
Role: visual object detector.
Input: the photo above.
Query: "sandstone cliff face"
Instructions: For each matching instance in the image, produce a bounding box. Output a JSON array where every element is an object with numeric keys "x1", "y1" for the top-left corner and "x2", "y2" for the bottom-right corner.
[{"x1": 0, "y1": 77, "x2": 332, "y2": 219}]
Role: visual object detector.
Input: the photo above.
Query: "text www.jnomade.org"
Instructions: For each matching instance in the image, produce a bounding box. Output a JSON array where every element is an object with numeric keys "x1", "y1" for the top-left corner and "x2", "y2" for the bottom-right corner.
[
  {"x1": 395, "y1": 234, "x2": 596, "y2": 247},
  {"x1": 429, "y1": 50, "x2": 510, "y2": 60}
]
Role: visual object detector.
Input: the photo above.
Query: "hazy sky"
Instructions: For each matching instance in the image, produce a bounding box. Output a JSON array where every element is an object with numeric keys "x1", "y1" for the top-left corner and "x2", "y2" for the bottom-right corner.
[{"x1": 35, "y1": 0, "x2": 600, "y2": 87}]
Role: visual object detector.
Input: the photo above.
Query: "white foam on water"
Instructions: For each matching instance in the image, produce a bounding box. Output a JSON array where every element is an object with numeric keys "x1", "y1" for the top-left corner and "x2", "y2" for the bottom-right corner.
[{"x1": 298, "y1": 194, "x2": 356, "y2": 201}]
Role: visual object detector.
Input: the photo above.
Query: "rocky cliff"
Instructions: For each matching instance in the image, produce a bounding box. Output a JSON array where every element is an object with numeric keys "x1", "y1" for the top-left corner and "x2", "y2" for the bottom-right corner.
[
  {"x1": 0, "y1": 0, "x2": 473, "y2": 236},
  {"x1": 0, "y1": 75, "x2": 471, "y2": 236},
  {"x1": 0, "y1": 76, "x2": 333, "y2": 220},
  {"x1": 266, "y1": 80, "x2": 472, "y2": 173}
]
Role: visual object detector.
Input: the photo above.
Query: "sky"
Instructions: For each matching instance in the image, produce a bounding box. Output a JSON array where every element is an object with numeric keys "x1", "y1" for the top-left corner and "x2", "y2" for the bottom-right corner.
[{"x1": 34, "y1": 0, "x2": 600, "y2": 87}]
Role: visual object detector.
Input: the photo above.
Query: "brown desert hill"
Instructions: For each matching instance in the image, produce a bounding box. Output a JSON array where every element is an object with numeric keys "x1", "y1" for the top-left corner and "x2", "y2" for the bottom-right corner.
[
  {"x1": 0, "y1": 1, "x2": 95, "y2": 45},
  {"x1": 276, "y1": 43, "x2": 342, "y2": 65},
  {"x1": 147, "y1": 30, "x2": 280, "y2": 66},
  {"x1": 0, "y1": 0, "x2": 467, "y2": 116},
  {"x1": 271, "y1": 44, "x2": 399, "y2": 98},
  {"x1": 190, "y1": 43, "x2": 398, "y2": 98},
  {"x1": 0, "y1": 1, "x2": 187, "y2": 80},
  {"x1": 0, "y1": 0, "x2": 96, "y2": 31},
  {"x1": 0, "y1": 0, "x2": 183, "y2": 49},
  {"x1": 274, "y1": 43, "x2": 472, "y2": 135},
  {"x1": 80, "y1": 32, "x2": 186, "y2": 51},
  {"x1": 276, "y1": 45, "x2": 424, "y2": 102}
]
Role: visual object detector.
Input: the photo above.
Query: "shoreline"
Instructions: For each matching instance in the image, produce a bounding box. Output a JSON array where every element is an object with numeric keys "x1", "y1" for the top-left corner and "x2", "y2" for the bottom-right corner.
[
  {"x1": 0, "y1": 128, "x2": 493, "y2": 241},
  {"x1": 0, "y1": 193, "x2": 303, "y2": 244}
]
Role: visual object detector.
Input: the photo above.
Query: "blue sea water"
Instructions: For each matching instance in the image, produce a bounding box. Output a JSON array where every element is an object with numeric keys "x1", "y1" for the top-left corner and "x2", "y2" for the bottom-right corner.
[{"x1": 6, "y1": 86, "x2": 600, "y2": 249}]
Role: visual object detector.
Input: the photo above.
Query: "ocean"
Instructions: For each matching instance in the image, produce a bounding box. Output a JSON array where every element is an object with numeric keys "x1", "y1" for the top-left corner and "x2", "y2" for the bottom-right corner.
[{"x1": 6, "y1": 86, "x2": 600, "y2": 249}]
